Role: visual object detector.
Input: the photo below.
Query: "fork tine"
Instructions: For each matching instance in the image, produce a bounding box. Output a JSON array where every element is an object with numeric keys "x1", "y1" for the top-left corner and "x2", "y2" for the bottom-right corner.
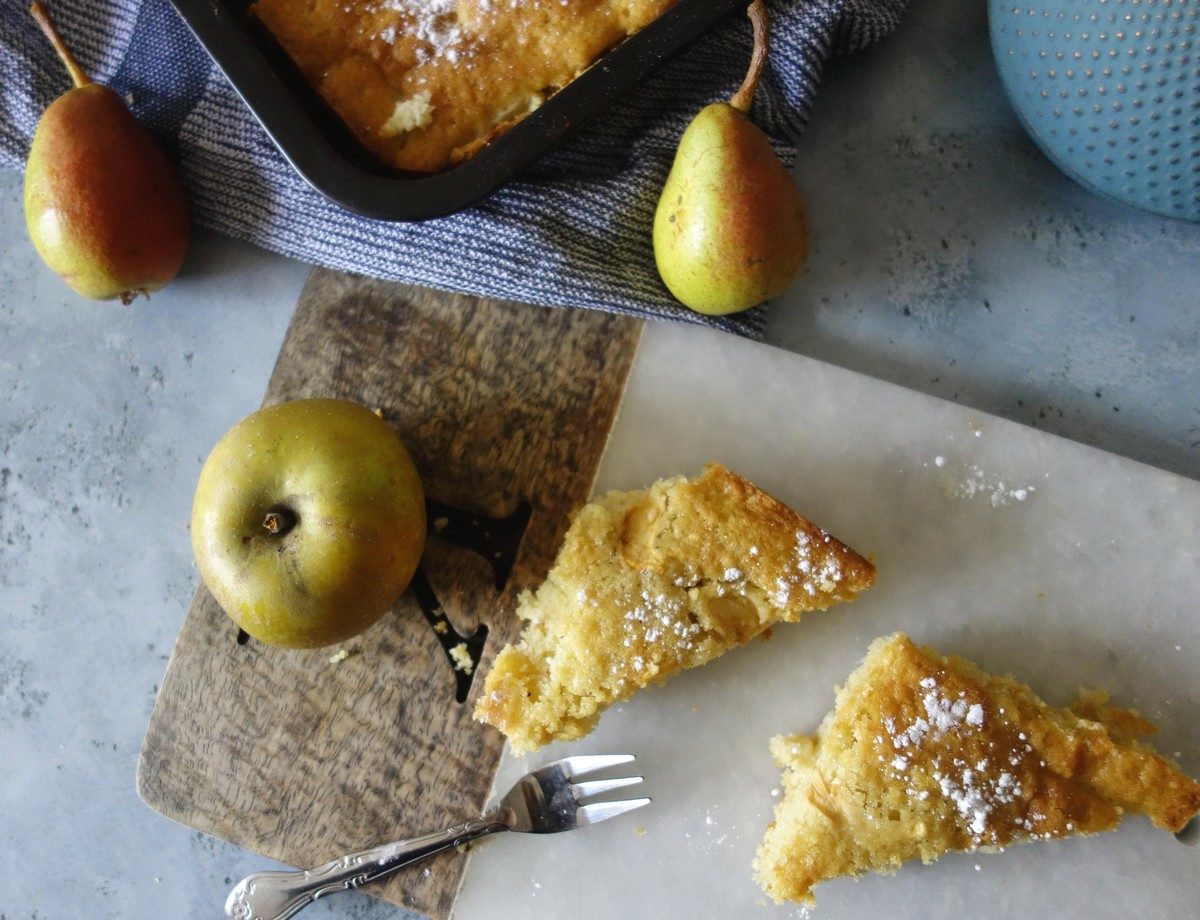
[
  {"x1": 575, "y1": 797, "x2": 651, "y2": 826},
  {"x1": 545, "y1": 753, "x2": 635, "y2": 779},
  {"x1": 572, "y1": 775, "x2": 643, "y2": 800}
]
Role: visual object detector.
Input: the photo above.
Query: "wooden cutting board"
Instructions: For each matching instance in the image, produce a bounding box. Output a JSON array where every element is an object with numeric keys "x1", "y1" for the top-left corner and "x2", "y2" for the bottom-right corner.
[{"x1": 136, "y1": 270, "x2": 642, "y2": 918}]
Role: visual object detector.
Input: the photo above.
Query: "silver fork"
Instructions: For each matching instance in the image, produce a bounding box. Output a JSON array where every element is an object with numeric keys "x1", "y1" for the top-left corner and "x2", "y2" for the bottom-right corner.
[{"x1": 224, "y1": 754, "x2": 649, "y2": 920}]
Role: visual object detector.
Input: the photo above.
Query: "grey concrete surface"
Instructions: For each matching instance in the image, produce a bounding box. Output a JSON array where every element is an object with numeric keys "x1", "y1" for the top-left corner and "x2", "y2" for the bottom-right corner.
[
  {"x1": 771, "y1": 0, "x2": 1200, "y2": 479},
  {"x1": 1, "y1": 0, "x2": 1198, "y2": 917}
]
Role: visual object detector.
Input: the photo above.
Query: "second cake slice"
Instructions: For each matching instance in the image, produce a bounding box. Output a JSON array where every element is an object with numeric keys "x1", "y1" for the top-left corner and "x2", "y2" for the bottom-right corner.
[
  {"x1": 754, "y1": 633, "x2": 1200, "y2": 904},
  {"x1": 475, "y1": 463, "x2": 876, "y2": 754}
]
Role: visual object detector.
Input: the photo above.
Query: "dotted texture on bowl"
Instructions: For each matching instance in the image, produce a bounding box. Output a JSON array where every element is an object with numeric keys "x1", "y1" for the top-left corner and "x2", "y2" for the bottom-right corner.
[{"x1": 990, "y1": 0, "x2": 1200, "y2": 221}]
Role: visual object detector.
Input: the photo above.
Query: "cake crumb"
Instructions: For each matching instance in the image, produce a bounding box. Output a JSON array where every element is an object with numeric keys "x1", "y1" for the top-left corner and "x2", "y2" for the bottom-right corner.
[
  {"x1": 434, "y1": 621, "x2": 449, "y2": 635},
  {"x1": 633, "y1": 824, "x2": 647, "y2": 837},
  {"x1": 449, "y1": 642, "x2": 473, "y2": 674},
  {"x1": 380, "y1": 91, "x2": 433, "y2": 137},
  {"x1": 433, "y1": 516, "x2": 449, "y2": 533},
  {"x1": 328, "y1": 648, "x2": 355, "y2": 664}
]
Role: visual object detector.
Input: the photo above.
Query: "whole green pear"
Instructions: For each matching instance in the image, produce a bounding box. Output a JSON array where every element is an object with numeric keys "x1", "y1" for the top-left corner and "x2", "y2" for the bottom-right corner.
[
  {"x1": 24, "y1": 2, "x2": 190, "y2": 304},
  {"x1": 652, "y1": 2, "x2": 808, "y2": 316}
]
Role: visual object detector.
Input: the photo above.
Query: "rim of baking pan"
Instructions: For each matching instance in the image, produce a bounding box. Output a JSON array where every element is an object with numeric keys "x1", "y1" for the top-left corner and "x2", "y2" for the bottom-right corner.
[{"x1": 169, "y1": 0, "x2": 746, "y2": 222}]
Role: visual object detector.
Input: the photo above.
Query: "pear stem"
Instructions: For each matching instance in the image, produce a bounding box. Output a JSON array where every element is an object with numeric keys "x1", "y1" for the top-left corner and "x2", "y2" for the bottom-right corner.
[
  {"x1": 29, "y1": 2, "x2": 91, "y2": 89},
  {"x1": 262, "y1": 507, "x2": 297, "y2": 537},
  {"x1": 730, "y1": 1, "x2": 769, "y2": 113}
]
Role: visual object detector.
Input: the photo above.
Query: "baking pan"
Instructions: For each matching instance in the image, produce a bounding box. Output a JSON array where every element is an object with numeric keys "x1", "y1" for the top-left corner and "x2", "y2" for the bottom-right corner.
[{"x1": 169, "y1": 0, "x2": 746, "y2": 221}]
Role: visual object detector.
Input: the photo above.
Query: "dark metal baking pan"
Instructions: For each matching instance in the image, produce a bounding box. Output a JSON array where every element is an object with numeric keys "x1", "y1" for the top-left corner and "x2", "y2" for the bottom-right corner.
[{"x1": 169, "y1": 0, "x2": 746, "y2": 221}]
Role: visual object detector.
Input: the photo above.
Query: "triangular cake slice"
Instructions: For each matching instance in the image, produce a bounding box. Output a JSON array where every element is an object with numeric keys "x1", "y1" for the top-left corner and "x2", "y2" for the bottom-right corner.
[
  {"x1": 754, "y1": 633, "x2": 1200, "y2": 904},
  {"x1": 474, "y1": 463, "x2": 876, "y2": 755}
]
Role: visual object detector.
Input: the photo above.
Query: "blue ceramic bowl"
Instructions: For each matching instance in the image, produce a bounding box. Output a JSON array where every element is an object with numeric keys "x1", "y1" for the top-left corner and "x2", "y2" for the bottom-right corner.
[{"x1": 989, "y1": 0, "x2": 1200, "y2": 221}]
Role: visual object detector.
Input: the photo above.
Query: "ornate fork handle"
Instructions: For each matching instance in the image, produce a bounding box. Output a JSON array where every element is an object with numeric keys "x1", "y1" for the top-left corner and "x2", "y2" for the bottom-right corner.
[{"x1": 225, "y1": 807, "x2": 507, "y2": 920}]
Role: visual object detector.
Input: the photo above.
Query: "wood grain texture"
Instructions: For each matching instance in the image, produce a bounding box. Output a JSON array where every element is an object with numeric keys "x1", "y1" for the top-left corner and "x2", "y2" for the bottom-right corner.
[{"x1": 137, "y1": 271, "x2": 643, "y2": 918}]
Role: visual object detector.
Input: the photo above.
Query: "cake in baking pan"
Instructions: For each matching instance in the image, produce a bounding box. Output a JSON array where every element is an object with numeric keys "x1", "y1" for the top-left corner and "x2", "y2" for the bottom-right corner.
[{"x1": 251, "y1": 0, "x2": 679, "y2": 172}]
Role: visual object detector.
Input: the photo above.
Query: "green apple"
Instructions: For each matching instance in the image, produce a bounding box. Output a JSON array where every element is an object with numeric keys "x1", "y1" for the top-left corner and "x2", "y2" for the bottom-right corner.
[{"x1": 191, "y1": 398, "x2": 426, "y2": 649}]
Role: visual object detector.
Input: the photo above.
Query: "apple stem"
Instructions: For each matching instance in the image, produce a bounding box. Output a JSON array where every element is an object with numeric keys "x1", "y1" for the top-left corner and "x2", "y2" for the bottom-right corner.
[
  {"x1": 263, "y1": 507, "x2": 297, "y2": 537},
  {"x1": 29, "y1": 2, "x2": 91, "y2": 90},
  {"x1": 730, "y1": 0, "x2": 769, "y2": 114}
]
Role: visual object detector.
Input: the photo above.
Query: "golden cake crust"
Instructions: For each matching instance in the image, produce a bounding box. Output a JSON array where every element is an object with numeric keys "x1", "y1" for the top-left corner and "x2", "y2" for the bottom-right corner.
[
  {"x1": 250, "y1": 0, "x2": 678, "y2": 173},
  {"x1": 753, "y1": 633, "x2": 1200, "y2": 905},
  {"x1": 474, "y1": 463, "x2": 876, "y2": 754}
]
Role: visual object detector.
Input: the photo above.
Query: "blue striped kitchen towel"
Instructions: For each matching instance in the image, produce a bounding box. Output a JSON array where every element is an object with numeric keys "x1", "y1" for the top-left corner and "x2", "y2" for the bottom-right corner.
[{"x1": 0, "y1": 0, "x2": 907, "y2": 338}]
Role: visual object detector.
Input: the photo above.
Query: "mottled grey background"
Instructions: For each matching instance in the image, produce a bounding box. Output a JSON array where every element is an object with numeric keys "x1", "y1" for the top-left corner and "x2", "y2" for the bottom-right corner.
[
  {"x1": 1, "y1": 0, "x2": 1197, "y2": 917},
  {"x1": 770, "y1": 0, "x2": 1199, "y2": 479}
]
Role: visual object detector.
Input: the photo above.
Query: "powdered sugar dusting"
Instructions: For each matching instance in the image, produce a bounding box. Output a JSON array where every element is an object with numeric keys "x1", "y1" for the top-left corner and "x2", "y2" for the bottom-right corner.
[
  {"x1": 953, "y1": 463, "x2": 1036, "y2": 507},
  {"x1": 686, "y1": 806, "x2": 732, "y2": 854},
  {"x1": 880, "y1": 674, "x2": 1031, "y2": 846},
  {"x1": 608, "y1": 584, "x2": 703, "y2": 687},
  {"x1": 771, "y1": 529, "x2": 845, "y2": 605},
  {"x1": 370, "y1": 0, "x2": 569, "y2": 68},
  {"x1": 377, "y1": 0, "x2": 466, "y2": 63}
]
